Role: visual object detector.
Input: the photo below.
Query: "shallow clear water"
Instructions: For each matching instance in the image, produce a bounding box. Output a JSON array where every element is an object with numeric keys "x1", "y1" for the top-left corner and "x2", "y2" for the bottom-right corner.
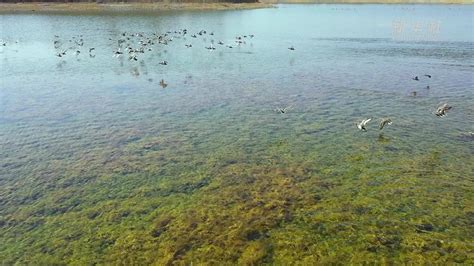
[{"x1": 1, "y1": 4, "x2": 473, "y2": 264}]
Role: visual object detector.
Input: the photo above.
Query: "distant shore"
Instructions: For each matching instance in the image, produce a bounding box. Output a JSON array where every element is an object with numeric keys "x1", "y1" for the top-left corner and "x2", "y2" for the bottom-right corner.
[
  {"x1": 0, "y1": 0, "x2": 470, "y2": 14},
  {"x1": 0, "y1": 2, "x2": 271, "y2": 14}
]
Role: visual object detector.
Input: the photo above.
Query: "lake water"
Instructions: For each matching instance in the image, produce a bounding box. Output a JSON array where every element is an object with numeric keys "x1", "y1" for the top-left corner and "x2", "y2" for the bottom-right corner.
[{"x1": 1, "y1": 4, "x2": 473, "y2": 264}]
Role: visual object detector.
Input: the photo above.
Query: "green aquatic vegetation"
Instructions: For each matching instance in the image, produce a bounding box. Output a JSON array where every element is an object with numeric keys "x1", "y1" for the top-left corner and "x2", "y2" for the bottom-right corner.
[{"x1": 1, "y1": 86, "x2": 473, "y2": 264}]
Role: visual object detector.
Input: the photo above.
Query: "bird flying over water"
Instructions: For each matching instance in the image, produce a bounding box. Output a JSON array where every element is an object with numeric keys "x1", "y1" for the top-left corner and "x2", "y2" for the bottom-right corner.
[
  {"x1": 379, "y1": 118, "x2": 392, "y2": 130},
  {"x1": 275, "y1": 105, "x2": 293, "y2": 114},
  {"x1": 435, "y1": 103, "x2": 452, "y2": 117},
  {"x1": 56, "y1": 49, "x2": 66, "y2": 57},
  {"x1": 357, "y1": 118, "x2": 371, "y2": 131}
]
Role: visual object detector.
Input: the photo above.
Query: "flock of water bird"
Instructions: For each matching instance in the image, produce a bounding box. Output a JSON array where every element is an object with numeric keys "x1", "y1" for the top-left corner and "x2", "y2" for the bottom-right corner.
[
  {"x1": 352, "y1": 74, "x2": 453, "y2": 132},
  {"x1": 275, "y1": 73, "x2": 457, "y2": 135},
  {"x1": 48, "y1": 29, "x2": 262, "y2": 88},
  {"x1": 1, "y1": 30, "x2": 469, "y2": 138},
  {"x1": 48, "y1": 31, "x2": 464, "y2": 136},
  {"x1": 51, "y1": 29, "x2": 256, "y2": 61},
  {"x1": 351, "y1": 74, "x2": 453, "y2": 133}
]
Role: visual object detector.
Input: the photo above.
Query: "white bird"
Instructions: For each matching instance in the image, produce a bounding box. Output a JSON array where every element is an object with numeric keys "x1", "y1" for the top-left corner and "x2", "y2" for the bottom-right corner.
[
  {"x1": 274, "y1": 105, "x2": 293, "y2": 114},
  {"x1": 357, "y1": 118, "x2": 371, "y2": 131}
]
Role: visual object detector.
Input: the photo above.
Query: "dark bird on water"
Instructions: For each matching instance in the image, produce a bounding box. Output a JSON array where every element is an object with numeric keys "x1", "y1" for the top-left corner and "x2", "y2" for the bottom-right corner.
[
  {"x1": 159, "y1": 79, "x2": 168, "y2": 88},
  {"x1": 159, "y1": 60, "x2": 168, "y2": 65},
  {"x1": 413, "y1": 76, "x2": 419, "y2": 81},
  {"x1": 288, "y1": 46, "x2": 295, "y2": 51},
  {"x1": 424, "y1": 74, "x2": 432, "y2": 78}
]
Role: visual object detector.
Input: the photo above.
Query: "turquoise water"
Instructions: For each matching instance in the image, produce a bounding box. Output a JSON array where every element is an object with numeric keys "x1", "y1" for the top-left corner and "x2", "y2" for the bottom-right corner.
[{"x1": 1, "y1": 4, "x2": 473, "y2": 264}]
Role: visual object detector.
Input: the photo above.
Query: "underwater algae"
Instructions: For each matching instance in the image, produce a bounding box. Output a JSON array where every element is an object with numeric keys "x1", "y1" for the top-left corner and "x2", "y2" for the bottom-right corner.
[{"x1": 1, "y1": 99, "x2": 473, "y2": 265}]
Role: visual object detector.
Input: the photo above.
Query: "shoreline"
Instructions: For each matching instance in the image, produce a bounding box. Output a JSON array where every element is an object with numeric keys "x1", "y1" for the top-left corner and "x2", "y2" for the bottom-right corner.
[{"x1": 0, "y1": 0, "x2": 471, "y2": 14}]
